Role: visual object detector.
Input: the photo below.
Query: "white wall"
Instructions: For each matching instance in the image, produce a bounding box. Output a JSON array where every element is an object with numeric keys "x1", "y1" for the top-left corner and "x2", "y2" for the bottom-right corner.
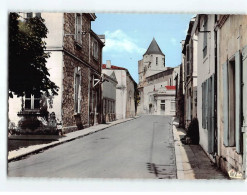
[
  {"x1": 45, "y1": 52, "x2": 63, "y2": 122},
  {"x1": 42, "y1": 13, "x2": 64, "y2": 48},
  {"x1": 197, "y1": 15, "x2": 216, "y2": 153},
  {"x1": 8, "y1": 13, "x2": 64, "y2": 126},
  {"x1": 143, "y1": 54, "x2": 166, "y2": 78},
  {"x1": 103, "y1": 69, "x2": 127, "y2": 119},
  {"x1": 102, "y1": 72, "x2": 117, "y2": 101}
]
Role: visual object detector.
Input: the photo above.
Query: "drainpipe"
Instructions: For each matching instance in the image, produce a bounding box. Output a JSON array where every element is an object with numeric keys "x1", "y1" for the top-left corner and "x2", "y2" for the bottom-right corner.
[{"x1": 214, "y1": 15, "x2": 218, "y2": 160}]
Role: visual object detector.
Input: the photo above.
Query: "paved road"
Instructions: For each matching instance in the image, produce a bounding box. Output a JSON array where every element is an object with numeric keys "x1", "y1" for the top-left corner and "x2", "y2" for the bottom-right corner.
[{"x1": 8, "y1": 115, "x2": 176, "y2": 179}]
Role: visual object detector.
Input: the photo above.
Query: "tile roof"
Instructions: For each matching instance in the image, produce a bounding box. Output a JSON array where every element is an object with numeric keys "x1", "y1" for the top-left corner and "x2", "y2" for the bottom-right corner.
[
  {"x1": 102, "y1": 64, "x2": 126, "y2": 70},
  {"x1": 165, "y1": 86, "x2": 176, "y2": 90}
]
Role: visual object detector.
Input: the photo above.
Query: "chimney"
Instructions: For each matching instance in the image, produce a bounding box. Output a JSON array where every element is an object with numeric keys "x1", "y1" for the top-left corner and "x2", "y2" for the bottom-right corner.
[{"x1": 106, "y1": 60, "x2": 111, "y2": 69}]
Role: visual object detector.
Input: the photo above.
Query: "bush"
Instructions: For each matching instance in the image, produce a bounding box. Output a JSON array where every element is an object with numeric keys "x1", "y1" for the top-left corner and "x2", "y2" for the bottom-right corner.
[{"x1": 181, "y1": 118, "x2": 200, "y2": 145}]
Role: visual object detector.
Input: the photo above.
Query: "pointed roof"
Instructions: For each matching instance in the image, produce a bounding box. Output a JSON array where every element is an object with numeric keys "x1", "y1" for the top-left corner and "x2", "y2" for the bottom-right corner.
[
  {"x1": 110, "y1": 71, "x2": 117, "y2": 81},
  {"x1": 144, "y1": 38, "x2": 165, "y2": 56}
]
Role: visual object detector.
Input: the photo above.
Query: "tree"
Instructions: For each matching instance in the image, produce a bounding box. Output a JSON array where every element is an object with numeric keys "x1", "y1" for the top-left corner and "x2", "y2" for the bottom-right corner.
[{"x1": 8, "y1": 13, "x2": 59, "y2": 98}]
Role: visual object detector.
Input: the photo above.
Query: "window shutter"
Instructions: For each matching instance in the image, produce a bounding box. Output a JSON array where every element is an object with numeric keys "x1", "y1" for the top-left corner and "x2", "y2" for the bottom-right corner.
[
  {"x1": 202, "y1": 82, "x2": 205, "y2": 128},
  {"x1": 242, "y1": 45, "x2": 247, "y2": 157},
  {"x1": 205, "y1": 78, "x2": 208, "y2": 129},
  {"x1": 242, "y1": 45, "x2": 247, "y2": 127},
  {"x1": 190, "y1": 40, "x2": 193, "y2": 74},
  {"x1": 78, "y1": 67, "x2": 82, "y2": 113},
  {"x1": 234, "y1": 51, "x2": 241, "y2": 153},
  {"x1": 76, "y1": 14, "x2": 82, "y2": 45},
  {"x1": 208, "y1": 75, "x2": 215, "y2": 153},
  {"x1": 223, "y1": 61, "x2": 229, "y2": 146}
]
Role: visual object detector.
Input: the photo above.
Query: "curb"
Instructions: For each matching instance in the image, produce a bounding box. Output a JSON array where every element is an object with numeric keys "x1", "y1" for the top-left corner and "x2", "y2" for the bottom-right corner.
[
  {"x1": 172, "y1": 117, "x2": 185, "y2": 179},
  {"x1": 8, "y1": 116, "x2": 139, "y2": 163}
]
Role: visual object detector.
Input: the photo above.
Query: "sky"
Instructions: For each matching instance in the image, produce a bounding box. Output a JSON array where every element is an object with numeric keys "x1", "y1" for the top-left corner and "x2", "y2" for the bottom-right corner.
[{"x1": 92, "y1": 13, "x2": 194, "y2": 83}]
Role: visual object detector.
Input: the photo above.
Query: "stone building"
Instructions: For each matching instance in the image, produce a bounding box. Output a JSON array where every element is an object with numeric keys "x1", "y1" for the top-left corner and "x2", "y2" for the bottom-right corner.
[
  {"x1": 8, "y1": 13, "x2": 104, "y2": 134},
  {"x1": 102, "y1": 60, "x2": 136, "y2": 120},
  {"x1": 102, "y1": 71, "x2": 118, "y2": 123},
  {"x1": 181, "y1": 14, "x2": 247, "y2": 179},
  {"x1": 193, "y1": 14, "x2": 217, "y2": 162},
  {"x1": 137, "y1": 38, "x2": 179, "y2": 116},
  {"x1": 216, "y1": 15, "x2": 247, "y2": 179}
]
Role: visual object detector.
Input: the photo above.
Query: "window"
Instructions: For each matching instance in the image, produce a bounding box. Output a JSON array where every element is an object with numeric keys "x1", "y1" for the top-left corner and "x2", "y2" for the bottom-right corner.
[
  {"x1": 171, "y1": 102, "x2": 175, "y2": 111},
  {"x1": 203, "y1": 17, "x2": 208, "y2": 58},
  {"x1": 92, "y1": 39, "x2": 99, "y2": 60},
  {"x1": 75, "y1": 14, "x2": 82, "y2": 45},
  {"x1": 162, "y1": 57, "x2": 165, "y2": 66},
  {"x1": 24, "y1": 92, "x2": 41, "y2": 110},
  {"x1": 74, "y1": 67, "x2": 81, "y2": 113},
  {"x1": 26, "y1": 12, "x2": 33, "y2": 18},
  {"x1": 112, "y1": 101, "x2": 115, "y2": 113},
  {"x1": 156, "y1": 57, "x2": 158, "y2": 65},
  {"x1": 103, "y1": 99, "x2": 106, "y2": 114},
  {"x1": 186, "y1": 44, "x2": 190, "y2": 78},
  {"x1": 35, "y1": 13, "x2": 41, "y2": 18},
  {"x1": 160, "y1": 100, "x2": 165, "y2": 111}
]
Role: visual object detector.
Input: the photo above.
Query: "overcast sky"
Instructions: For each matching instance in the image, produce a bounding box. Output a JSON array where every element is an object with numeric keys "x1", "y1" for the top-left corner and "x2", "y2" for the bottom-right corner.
[{"x1": 92, "y1": 13, "x2": 194, "y2": 82}]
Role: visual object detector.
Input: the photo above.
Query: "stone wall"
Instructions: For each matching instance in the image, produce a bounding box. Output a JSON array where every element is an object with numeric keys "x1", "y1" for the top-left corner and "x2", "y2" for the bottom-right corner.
[
  {"x1": 217, "y1": 15, "x2": 247, "y2": 177},
  {"x1": 61, "y1": 13, "x2": 102, "y2": 131}
]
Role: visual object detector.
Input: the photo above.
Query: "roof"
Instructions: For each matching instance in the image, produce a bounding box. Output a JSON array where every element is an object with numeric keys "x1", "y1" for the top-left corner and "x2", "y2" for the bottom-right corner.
[
  {"x1": 144, "y1": 38, "x2": 165, "y2": 56},
  {"x1": 165, "y1": 86, "x2": 176, "y2": 90},
  {"x1": 102, "y1": 64, "x2": 126, "y2": 70},
  {"x1": 102, "y1": 64, "x2": 137, "y2": 85}
]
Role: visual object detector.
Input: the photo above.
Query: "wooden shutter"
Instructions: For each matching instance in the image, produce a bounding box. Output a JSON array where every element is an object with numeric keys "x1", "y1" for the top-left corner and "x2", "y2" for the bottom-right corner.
[
  {"x1": 223, "y1": 61, "x2": 229, "y2": 146},
  {"x1": 235, "y1": 51, "x2": 241, "y2": 153},
  {"x1": 78, "y1": 67, "x2": 82, "y2": 113},
  {"x1": 208, "y1": 75, "x2": 215, "y2": 153},
  {"x1": 202, "y1": 82, "x2": 205, "y2": 128},
  {"x1": 241, "y1": 45, "x2": 247, "y2": 155},
  {"x1": 76, "y1": 14, "x2": 82, "y2": 45},
  {"x1": 205, "y1": 78, "x2": 209, "y2": 129}
]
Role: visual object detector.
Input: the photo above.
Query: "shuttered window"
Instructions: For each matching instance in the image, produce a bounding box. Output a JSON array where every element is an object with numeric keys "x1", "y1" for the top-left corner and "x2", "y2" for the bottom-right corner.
[
  {"x1": 242, "y1": 45, "x2": 247, "y2": 155},
  {"x1": 203, "y1": 16, "x2": 208, "y2": 58},
  {"x1": 235, "y1": 51, "x2": 241, "y2": 153},
  {"x1": 201, "y1": 74, "x2": 215, "y2": 153},
  {"x1": 74, "y1": 67, "x2": 81, "y2": 113},
  {"x1": 223, "y1": 61, "x2": 229, "y2": 146},
  {"x1": 75, "y1": 14, "x2": 82, "y2": 45}
]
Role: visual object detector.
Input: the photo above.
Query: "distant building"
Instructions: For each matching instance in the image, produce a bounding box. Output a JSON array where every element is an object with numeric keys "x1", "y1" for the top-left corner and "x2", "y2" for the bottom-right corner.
[
  {"x1": 137, "y1": 38, "x2": 179, "y2": 116},
  {"x1": 102, "y1": 60, "x2": 136, "y2": 120},
  {"x1": 102, "y1": 72, "x2": 118, "y2": 123},
  {"x1": 8, "y1": 13, "x2": 104, "y2": 134}
]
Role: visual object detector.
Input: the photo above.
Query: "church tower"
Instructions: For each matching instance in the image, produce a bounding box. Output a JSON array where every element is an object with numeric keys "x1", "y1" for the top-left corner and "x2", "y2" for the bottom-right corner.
[{"x1": 138, "y1": 38, "x2": 166, "y2": 84}]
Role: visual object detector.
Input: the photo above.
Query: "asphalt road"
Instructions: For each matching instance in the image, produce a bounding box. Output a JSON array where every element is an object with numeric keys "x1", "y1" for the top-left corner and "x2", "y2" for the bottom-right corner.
[{"x1": 8, "y1": 115, "x2": 176, "y2": 179}]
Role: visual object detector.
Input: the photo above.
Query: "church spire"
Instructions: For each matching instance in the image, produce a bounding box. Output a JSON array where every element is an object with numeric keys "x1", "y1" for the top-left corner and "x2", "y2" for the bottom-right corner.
[{"x1": 144, "y1": 38, "x2": 165, "y2": 56}]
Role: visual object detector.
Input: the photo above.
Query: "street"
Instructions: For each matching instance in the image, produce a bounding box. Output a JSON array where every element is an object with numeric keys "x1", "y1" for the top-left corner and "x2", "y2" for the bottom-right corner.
[{"x1": 8, "y1": 115, "x2": 177, "y2": 179}]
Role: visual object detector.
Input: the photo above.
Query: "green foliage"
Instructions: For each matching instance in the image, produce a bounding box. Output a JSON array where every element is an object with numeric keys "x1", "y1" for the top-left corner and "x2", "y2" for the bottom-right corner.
[{"x1": 8, "y1": 13, "x2": 59, "y2": 98}]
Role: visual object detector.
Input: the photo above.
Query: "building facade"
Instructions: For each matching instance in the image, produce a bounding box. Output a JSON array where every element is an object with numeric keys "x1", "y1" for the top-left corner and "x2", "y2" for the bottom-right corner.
[
  {"x1": 181, "y1": 14, "x2": 247, "y2": 179},
  {"x1": 8, "y1": 13, "x2": 104, "y2": 134},
  {"x1": 216, "y1": 15, "x2": 247, "y2": 178},
  {"x1": 138, "y1": 38, "x2": 178, "y2": 116},
  {"x1": 102, "y1": 61, "x2": 136, "y2": 120},
  {"x1": 102, "y1": 72, "x2": 118, "y2": 123},
  {"x1": 182, "y1": 17, "x2": 198, "y2": 128}
]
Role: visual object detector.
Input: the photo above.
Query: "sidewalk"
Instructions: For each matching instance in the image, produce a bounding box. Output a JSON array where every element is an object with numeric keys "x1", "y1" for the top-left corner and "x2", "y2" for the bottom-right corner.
[
  {"x1": 172, "y1": 117, "x2": 228, "y2": 179},
  {"x1": 8, "y1": 116, "x2": 138, "y2": 162}
]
